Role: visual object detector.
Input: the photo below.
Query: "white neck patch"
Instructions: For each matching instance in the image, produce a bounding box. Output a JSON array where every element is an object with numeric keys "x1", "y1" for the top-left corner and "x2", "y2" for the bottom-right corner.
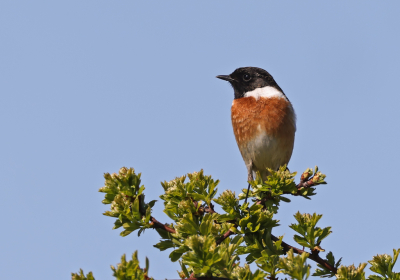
[{"x1": 244, "y1": 86, "x2": 285, "y2": 100}]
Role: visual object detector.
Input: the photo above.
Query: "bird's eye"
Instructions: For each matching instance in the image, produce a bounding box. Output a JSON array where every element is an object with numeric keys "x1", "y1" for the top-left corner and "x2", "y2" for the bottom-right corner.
[{"x1": 243, "y1": 74, "x2": 251, "y2": 81}]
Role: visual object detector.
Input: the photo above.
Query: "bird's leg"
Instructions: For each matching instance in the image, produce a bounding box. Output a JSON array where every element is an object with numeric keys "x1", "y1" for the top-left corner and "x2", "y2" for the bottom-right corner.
[{"x1": 244, "y1": 162, "x2": 254, "y2": 205}]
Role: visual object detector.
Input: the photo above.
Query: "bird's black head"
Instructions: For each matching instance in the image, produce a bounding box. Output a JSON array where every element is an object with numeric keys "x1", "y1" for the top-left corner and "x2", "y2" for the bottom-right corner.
[{"x1": 216, "y1": 67, "x2": 283, "y2": 99}]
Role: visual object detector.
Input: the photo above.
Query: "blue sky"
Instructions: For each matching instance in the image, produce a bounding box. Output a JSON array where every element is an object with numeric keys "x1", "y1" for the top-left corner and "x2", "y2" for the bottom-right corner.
[{"x1": 1, "y1": 1, "x2": 399, "y2": 279}]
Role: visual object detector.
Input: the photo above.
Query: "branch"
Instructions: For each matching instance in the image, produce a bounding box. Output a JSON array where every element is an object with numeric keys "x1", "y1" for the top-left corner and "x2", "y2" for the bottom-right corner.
[
  {"x1": 207, "y1": 201, "x2": 217, "y2": 214},
  {"x1": 150, "y1": 216, "x2": 176, "y2": 234},
  {"x1": 296, "y1": 180, "x2": 316, "y2": 190},
  {"x1": 279, "y1": 174, "x2": 320, "y2": 196},
  {"x1": 138, "y1": 195, "x2": 176, "y2": 234},
  {"x1": 289, "y1": 169, "x2": 325, "y2": 195},
  {"x1": 138, "y1": 195, "x2": 231, "y2": 240},
  {"x1": 216, "y1": 230, "x2": 235, "y2": 245},
  {"x1": 287, "y1": 179, "x2": 317, "y2": 196},
  {"x1": 256, "y1": 196, "x2": 269, "y2": 205},
  {"x1": 149, "y1": 193, "x2": 335, "y2": 273},
  {"x1": 271, "y1": 235, "x2": 337, "y2": 274},
  {"x1": 230, "y1": 194, "x2": 337, "y2": 273},
  {"x1": 199, "y1": 195, "x2": 335, "y2": 273}
]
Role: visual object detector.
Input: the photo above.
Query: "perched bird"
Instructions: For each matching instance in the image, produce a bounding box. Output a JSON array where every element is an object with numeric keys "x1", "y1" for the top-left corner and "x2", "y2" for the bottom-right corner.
[{"x1": 216, "y1": 67, "x2": 296, "y2": 202}]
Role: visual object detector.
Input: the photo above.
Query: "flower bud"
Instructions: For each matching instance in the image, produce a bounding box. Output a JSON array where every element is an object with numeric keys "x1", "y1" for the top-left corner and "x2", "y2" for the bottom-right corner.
[
  {"x1": 119, "y1": 167, "x2": 128, "y2": 175},
  {"x1": 301, "y1": 168, "x2": 313, "y2": 181}
]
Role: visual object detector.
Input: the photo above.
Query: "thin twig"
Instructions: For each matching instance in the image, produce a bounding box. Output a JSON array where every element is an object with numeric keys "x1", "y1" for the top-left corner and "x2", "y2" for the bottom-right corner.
[
  {"x1": 150, "y1": 216, "x2": 176, "y2": 234},
  {"x1": 244, "y1": 183, "x2": 251, "y2": 204},
  {"x1": 216, "y1": 230, "x2": 235, "y2": 245},
  {"x1": 138, "y1": 194, "x2": 176, "y2": 234},
  {"x1": 271, "y1": 235, "x2": 337, "y2": 273}
]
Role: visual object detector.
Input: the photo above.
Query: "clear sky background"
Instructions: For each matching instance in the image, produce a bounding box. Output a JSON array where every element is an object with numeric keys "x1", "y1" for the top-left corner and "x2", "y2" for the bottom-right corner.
[{"x1": 1, "y1": 1, "x2": 400, "y2": 279}]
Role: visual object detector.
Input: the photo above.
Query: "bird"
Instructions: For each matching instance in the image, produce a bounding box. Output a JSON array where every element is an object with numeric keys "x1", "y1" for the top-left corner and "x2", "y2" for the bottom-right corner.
[{"x1": 216, "y1": 67, "x2": 296, "y2": 203}]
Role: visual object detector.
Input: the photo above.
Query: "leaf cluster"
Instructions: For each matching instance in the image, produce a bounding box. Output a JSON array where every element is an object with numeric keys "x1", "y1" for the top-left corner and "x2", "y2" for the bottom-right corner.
[
  {"x1": 238, "y1": 166, "x2": 325, "y2": 214},
  {"x1": 160, "y1": 170, "x2": 219, "y2": 221},
  {"x1": 71, "y1": 269, "x2": 95, "y2": 280},
  {"x1": 368, "y1": 249, "x2": 400, "y2": 280},
  {"x1": 86, "y1": 166, "x2": 399, "y2": 280},
  {"x1": 277, "y1": 249, "x2": 311, "y2": 280},
  {"x1": 111, "y1": 251, "x2": 152, "y2": 280},
  {"x1": 179, "y1": 235, "x2": 242, "y2": 279},
  {"x1": 99, "y1": 167, "x2": 156, "y2": 237},
  {"x1": 72, "y1": 251, "x2": 153, "y2": 280},
  {"x1": 289, "y1": 212, "x2": 332, "y2": 252},
  {"x1": 238, "y1": 166, "x2": 299, "y2": 214},
  {"x1": 155, "y1": 171, "x2": 244, "y2": 277}
]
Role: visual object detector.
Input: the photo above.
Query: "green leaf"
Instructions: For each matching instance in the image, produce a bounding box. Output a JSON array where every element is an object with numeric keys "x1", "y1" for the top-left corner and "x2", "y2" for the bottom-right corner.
[
  {"x1": 113, "y1": 219, "x2": 123, "y2": 230},
  {"x1": 155, "y1": 228, "x2": 171, "y2": 239},
  {"x1": 145, "y1": 256, "x2": 149, "y2": 273},
  {"x1": 316, "y1": 227, "x2": 332, "y2": 244},
  {"x1": 191, "y1": 193, "x2": 206, "y2": 202},
  {"x1": 280, "y1": 196, "x2": 291, "y2": 203},
  {"x1": 179, "y1": 261, "x2": 190, "y2": 278},
  {"x1": 147, "y1": 200, "x2": 157, "y2": 208},
  {"x1": 104, "y1": 193, "x2": 116, "y2": 202},
  {"x1": 176, "y1": 213, "x2": 199, "y2": 235},
  {"x1": 169, "y1": 246, "x2": 190, "y2": 262},
  {"x1": 132, "y1": 198, "x2": 141, "y2": 220},
  {"x1": 137, "y1": 185, "x2": 145, "y2": 195},
  {"x1": 313, "y1": 251, "x2": 342, "y2": 278},
  {"x1": 121, "y1": 222, "x2": 140, "y2": 236},
  {"x1": 154, "y1": 240, "x2": 175, "y2": 251},
  {"x1": 145, "y1": 206, "x2": 151, "y2": 224},
  {"x1": 120, "y1": 229, "x2": 133, "y2": 237},
  {"x1": 293, "y1": 235, "x2": 311, "y2": 248},
  {"x1": 199, "y1": 217, "x2": 213, "y2": 236}
]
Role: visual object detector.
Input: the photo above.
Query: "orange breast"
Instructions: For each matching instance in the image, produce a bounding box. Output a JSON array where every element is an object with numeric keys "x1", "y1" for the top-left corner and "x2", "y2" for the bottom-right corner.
[{"x1": 231, "y1": 96, "x2": 296, "y2": 152}]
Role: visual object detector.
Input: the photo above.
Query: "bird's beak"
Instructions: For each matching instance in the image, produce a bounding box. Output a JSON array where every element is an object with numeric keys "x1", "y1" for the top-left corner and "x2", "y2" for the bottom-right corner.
[{"x1": 216, "y1": 75, "x2": 235, "y2": 82}]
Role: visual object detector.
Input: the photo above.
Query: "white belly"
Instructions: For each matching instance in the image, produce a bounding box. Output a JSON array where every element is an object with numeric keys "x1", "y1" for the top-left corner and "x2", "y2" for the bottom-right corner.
[{"x1": 239, "y1": 129, "x2": 292, "y2": 179}]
